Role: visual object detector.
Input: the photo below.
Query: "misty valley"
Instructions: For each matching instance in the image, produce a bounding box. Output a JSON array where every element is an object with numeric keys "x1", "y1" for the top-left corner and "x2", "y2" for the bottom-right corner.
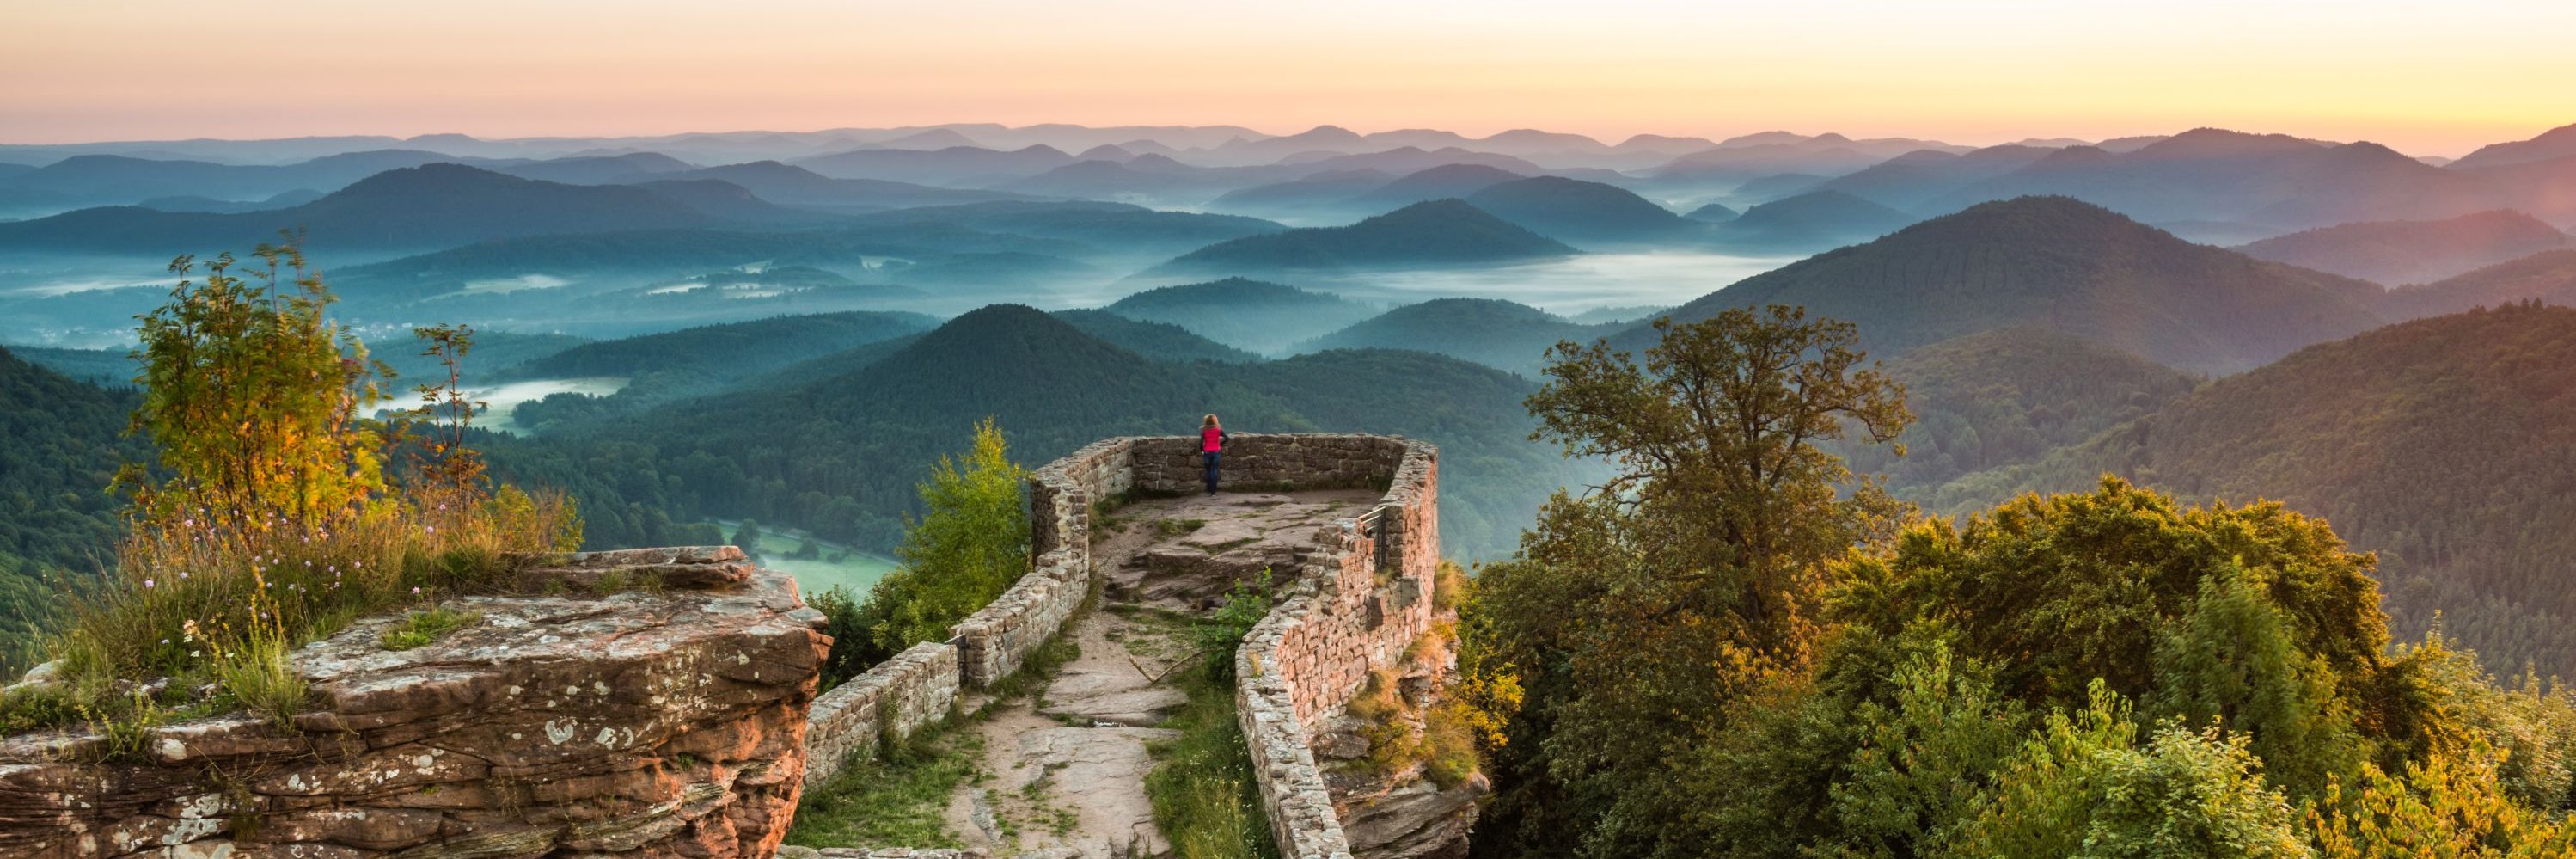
[{"x1": 6, "y1": 118, "x2": 2576, "y2": 858}]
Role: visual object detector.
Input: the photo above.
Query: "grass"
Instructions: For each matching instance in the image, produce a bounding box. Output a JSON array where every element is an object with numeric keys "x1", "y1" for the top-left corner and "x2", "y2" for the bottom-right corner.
[
  {"x1": 1146, "y1": 643, "x2": 1281, "y2": 859},
  {"x1": 785, "y1": 721, "x2": 982, "y2": 849},
  {"x1": 1155, "y1": 518, "x2": 1208, "y2": 538},
  {"x1": 379, "y1": 607, "x2": 484, "y2": 652},
  {"x1": 0, "y1": 486, "x2": 580, "y2": 738},
  {"x1": 1144, "y1": 572, "x2": 1281, "y2": 859},
  {"x1": 790, "y1": 574, "x2": 1096, "y2": 850}
]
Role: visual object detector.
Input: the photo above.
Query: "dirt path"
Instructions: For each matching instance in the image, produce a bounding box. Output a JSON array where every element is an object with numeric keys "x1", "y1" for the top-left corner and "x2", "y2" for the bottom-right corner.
[{"x1": 943, "y1": 489, "x2": 1379, "y2": 858}]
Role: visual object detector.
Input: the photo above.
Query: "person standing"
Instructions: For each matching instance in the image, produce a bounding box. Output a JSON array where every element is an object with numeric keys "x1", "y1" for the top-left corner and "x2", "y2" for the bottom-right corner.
[{"x1": 1200, "y1": 414, "x2": 1229, "y2": 495}]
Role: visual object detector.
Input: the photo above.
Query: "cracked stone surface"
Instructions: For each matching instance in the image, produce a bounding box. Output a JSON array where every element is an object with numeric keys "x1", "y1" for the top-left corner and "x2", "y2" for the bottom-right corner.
[{"x1": 0, "y1": 549, "x2": 830, "y2": 859}]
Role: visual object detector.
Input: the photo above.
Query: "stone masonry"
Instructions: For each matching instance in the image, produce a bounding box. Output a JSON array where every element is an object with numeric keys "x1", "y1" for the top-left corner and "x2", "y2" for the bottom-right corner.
[{"x1": 796, "y1": 433, "x2": 1459, "y2": 859}]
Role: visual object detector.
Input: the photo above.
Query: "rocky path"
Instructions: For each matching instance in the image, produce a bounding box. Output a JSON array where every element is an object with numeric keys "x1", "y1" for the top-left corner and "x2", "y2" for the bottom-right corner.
[{"x1": 943, "y1": 489, "x2": 1379, "y2": 858}]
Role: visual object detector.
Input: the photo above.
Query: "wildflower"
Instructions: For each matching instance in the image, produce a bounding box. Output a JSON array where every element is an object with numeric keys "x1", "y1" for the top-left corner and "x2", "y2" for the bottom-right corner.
[
  {"x1": 161, "y1": 639, "x2": 170, "y2": 645},
  {"x1": 144, "y1": 579, "x2": 155, "y2": 588},
  {"x1": 412, "y1": 586, "x2": 423, "y2": 595}
]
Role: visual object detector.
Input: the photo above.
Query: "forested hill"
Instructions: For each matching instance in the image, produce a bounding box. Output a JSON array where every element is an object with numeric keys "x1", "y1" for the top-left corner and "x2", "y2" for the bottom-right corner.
[
  {"x1": 1100, "y1": 278, "x2": 1380, "y2": 354},
  {"x1": 497, "y1": 310, "x2": 933, "y2": 381},
  {"x1": 1642, "y1": 195, "x2": 2388, "y2": 374},
  {"x1": 484, "y1": 304, "x2": 1587, "y2": 559},
  {"x1": 1300, "y1": 298, "x2": 1618, "y2": 377},
  {"x1": 1835, "y1": 327, "x2": 2201, "y2": 506},
  {"x1": 0, "y1": 347, "x2": 142, "y2": 676},
  {"x1": 2234, "y1": 209, "x2": 2569, "y2": 286},
  {"x1": 0, "y1": 346, "x2": 139, "y2": 574},
  {"x1": 1955, "y1": 303, "x2": 2576, "y2": 676},
  {"x1": 2383, "y1": 248, "x2": 2576, "y2": 320}
]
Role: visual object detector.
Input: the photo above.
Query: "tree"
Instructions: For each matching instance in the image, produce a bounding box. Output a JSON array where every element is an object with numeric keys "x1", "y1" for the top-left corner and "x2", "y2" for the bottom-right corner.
[
  {"x1": 1468, "y1": 305, "x2": 1911, "y2": 858},
  {"x1": 731, "y1": 518, "x2": 764, "y2": 559},
  {"x1": 1522, "y1": 304, "x2": 1909, "y2": 643},
  {"x1": 1943, "y1": 683, "x2": 2316, "y2": 859},
  {"x1": 859, "y1": 418, "x2": 1030, "y2": 657},
  {"x1": 121, "y1": 239, "x2": 389, "y2": 535}
]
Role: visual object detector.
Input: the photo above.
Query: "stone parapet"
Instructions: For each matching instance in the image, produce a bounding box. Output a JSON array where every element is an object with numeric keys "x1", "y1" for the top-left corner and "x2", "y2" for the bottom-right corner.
[
  {"x1": 802, "y1": 641, "x2": 962, "y2": 789},
  {"x1": 1233, "y1": 438, "x2": 1444, "y2": 859}
]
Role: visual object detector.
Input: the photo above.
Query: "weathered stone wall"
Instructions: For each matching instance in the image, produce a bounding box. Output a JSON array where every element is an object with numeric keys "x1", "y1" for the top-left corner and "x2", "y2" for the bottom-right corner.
[
  {"x1": 952, "y1": 437, "x2": 1135, "y2": 687},
  {"x1": 1233, "y1": 438, "x2": 1447, "y2": 859},
  {"x1": 792, "y1": 433, "x2": 1450, "y2": 859},
  {"x1": 802, "y1": 642, "x2": 961, "y2": 789},
  {"x1": 1129, "y1": 433, "x2": 1410, "y2": 495},
  {"x1": 0, "y1": 546, "x2": 829, "y2": 859}
]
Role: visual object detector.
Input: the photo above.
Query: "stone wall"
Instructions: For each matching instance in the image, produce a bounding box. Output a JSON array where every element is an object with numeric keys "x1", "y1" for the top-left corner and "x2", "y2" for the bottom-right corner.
[
  {"x1": 792, "y1": 433, "x2": 1449, "y2": 859},
  {"x1": 801, "y1": 642, "x2": 961, "y2": 789},
  {"x1": 0, "y1": 546, "x2": 830, "y2": 858},
  {"x1": 1233, "y1": 438, "x2": 1447, "y2": 859}
]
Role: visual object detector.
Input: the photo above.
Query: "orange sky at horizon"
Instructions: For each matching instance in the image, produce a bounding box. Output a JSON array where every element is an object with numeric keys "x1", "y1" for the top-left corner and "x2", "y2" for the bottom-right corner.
[{"x1": 6, "y1": 0, "x2": 2573, "y2": 156}]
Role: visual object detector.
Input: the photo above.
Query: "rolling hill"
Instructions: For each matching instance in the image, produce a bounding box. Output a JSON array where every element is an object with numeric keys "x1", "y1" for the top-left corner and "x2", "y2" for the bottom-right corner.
[
  {"x1": 497, "y1": 310, "x2": 933, "y2": 382},
  {"x1": 1954, "y1": 304, "x2": 2576, "y2": 676},
  {"x1": 1707, "y1": 189, "x2": 1919, "y2": 251},
  {"x1": 486, "y1": 304, "x2": 1588, "y2": 559},
  {"x1": 1683, "y1": 202, "x2": 1739, "y2": 223},
  {"x1": 2235, "y1": 210, "x2": 2570, "y2": 285},
  {"x1": 1807, "y1": 144, "x2": 2058, "y2": 210},
  {"x1": 1924, "y1": 128, "x2": 2502, "y2": 230},
  {"x1": 2383, "y1": 248, "x2": 2576, "y2": 319},
  {"x1": 1461, "y1": 176, "x2": 1697, "y2": 244},
  {"x1": 2449, "y1": 122, "x2": 2576, "y2": 170},
  {"x1": 1647, "y1": 196, "x2": 2388, "y2": 374},
  {"x1": 1833, "y1": 327, "x2": 2201, "y2": 505},
  {"x1": 791, "y1": 144, "x2": 1075, "y2": 184},
  {"x1": 0, "y1": 163, "x2": 726, "y2": 253},
  {"x1": 654, "y1": 161, "x2": 1028, "y2": 211},
  {"x1": 1299, "y1": 298, "x2": 1615, "y2": 377},
  {"x1": 844, "y1": 200, "x2": 1285, "y2": 257},
  {"x1": 1100, "y1": 278, "x2": 1380, "y2": 354},
  {"x1": 1151, "y1": 199, "x2": 1576, "y2": 276},
  {"x1": 1349, "y1": 164, "x2": 1527, "y2": 208},
  {"x1": 1048, "y1": 310, "x2": 1262, "y2": 364},
  {"x1": 1203, "y1": 169, "x2": 1396, "y2": 216}
]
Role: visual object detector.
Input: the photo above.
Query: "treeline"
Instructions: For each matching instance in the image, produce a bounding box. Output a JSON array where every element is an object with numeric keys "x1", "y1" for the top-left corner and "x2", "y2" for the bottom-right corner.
[
  {"x1": 1926, "y1": 303, "x2": 2576, "y2": 677},
  {"x1": 1463, "y1": 306, "x2": 2576, "y2": 859}
]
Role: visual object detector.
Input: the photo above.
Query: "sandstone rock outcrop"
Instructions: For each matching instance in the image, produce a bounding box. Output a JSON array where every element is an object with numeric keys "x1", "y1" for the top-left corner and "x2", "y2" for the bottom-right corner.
[{"x1": 0, "y1": 547, "x2": 829, "y2": 858}]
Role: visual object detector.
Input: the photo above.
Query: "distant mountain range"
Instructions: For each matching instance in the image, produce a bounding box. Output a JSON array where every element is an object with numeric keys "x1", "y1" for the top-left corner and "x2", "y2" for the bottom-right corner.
[
  {"x1": 1641, "y1": 195, "x2": 2387, "y2": 374},
  {"x1": 2236, "y1": 210, "x2": 2570, "y2": 285},
  {"x1": 650, "y1": 161, "x2": 1028, "y2": 212},
  {"x1": 0, "y1": 163, "x2": 732, "y2": 253},
  {"x1": 1151, "y1": 199, "x2": 1576, "y2": 276}
]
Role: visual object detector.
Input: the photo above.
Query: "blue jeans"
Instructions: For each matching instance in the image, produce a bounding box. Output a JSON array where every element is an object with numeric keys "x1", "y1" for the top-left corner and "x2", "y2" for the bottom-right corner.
[{"x1": 1202, "y1": 451, "x2": 1221, "y2": 494}]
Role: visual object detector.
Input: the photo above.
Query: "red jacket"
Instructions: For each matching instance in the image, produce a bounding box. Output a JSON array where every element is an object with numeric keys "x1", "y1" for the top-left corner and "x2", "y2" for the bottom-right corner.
[{"x1": 1202, "y1": 426, "x2": 1227, "y2": 452}]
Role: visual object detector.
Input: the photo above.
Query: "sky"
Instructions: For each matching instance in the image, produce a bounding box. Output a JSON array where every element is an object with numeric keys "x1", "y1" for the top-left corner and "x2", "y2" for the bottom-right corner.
[{"x1": 6, "y1": 0, "x2": 2573, "y2": 156}]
